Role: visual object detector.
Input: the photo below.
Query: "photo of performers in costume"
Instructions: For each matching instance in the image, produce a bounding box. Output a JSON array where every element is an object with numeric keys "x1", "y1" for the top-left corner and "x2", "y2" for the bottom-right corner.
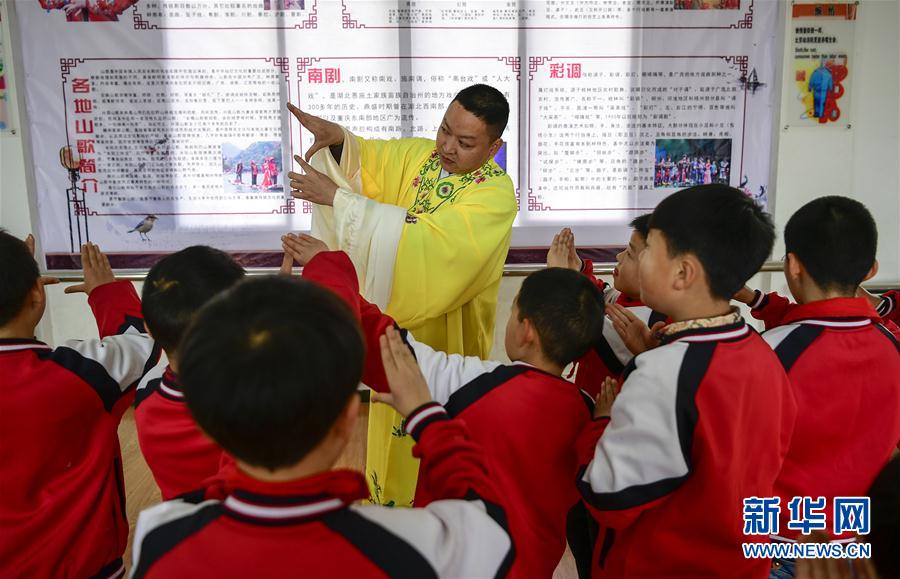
[
  {"x1": 39, "y1": 0, "x2": 139, "y2": 22},
  {"x1": 654, "y1": 138, "x2": 732, "y2": 188},
  {"x1": 222, "y1": 142, "x2": 283, "y2": 193}
]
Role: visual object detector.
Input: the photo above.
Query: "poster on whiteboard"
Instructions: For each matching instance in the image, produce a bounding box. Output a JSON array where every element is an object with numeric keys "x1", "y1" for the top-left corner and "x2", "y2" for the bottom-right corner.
[
  {"x1": 787, "y1": 2, "x2": 856, "y2": 129},
  {"x1": 10, "y1": 0, "x2": 779, "y2": 270}
]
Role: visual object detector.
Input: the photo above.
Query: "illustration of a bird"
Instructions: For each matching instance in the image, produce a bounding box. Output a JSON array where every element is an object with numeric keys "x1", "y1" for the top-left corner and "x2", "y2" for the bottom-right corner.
[{"x1": 128, "y1": 215, "x2": 158, "y2": 241}]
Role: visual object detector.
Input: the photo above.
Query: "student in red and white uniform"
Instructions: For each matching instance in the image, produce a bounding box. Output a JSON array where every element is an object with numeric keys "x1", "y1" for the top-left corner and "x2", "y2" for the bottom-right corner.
[
  {"x1": 0, "y1": 234, "x2": 161, "y2": 579},
  {"x1": 738, "y1": 284, "x2": 900, "y2": 340},
  {"x1": 737, "y1": 197, "x2": 899, "y2": 575},
  {"x1": 286, "y1": 234, "x2": 605, "y2": 579},
  {"x1": 576, "y1": 186, "x2": 797, "y2": 578},
  {"x1": 547, "y1": 217, "x2": 669, "y2": 397},
  {"x1": 133, "y1": 246, "x2": 245, "y2": 500},
  {"x1": 130, "y1": 277, "x2": 513, "y2": 578},
  {"x1": 545, "y1": 219, "x2": 666, "y2": 579}
]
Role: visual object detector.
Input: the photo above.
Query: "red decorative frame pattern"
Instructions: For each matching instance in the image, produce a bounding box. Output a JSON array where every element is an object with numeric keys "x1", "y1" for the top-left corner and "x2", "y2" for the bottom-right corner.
[
  {"x1": 526, "y1": 55, "x2": 751, "y2": 212},
  {"x1": 131, "y1": 1, "x2": 318, "y2": 30}
]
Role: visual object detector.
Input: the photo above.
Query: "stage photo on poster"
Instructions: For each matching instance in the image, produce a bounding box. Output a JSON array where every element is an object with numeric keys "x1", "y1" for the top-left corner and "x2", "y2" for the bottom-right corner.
[{"x1": 654, "y1": 139, "x2": 732, "y2": 188}]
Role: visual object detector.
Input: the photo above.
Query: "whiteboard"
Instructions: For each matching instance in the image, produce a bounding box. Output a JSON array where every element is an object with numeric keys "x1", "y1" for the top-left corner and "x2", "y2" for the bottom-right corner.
[{"x1": 10, "y1": 0, "x2": 779, "y2": 269}]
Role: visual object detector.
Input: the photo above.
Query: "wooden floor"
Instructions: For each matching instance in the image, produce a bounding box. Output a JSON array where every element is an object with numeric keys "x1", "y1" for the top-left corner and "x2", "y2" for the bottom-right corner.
[{"x1": 118, "y1": 403, "x2": 577, "y2": 578}]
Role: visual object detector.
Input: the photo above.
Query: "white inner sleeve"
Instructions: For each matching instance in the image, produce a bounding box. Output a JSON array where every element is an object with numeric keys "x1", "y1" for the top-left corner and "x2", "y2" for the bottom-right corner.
[{"x1": 308, "y1": 128, "x2": 405, "y2": 310}]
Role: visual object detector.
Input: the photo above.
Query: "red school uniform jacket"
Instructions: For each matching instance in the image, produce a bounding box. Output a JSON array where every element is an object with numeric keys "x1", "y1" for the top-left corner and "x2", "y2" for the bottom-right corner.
[
  {"x1": 759, "y1": 297, "x2": 900, "y2": 541},
  {"x1": 303, "y1": 251, "x2": 594, "y2": 579},
  {"x1": 0, "y1": 281, "x2": 161, "y2": 579},
  {"x1": 129, "y1": 407, "x2": 514, "y2": 578},
  {"x1": 576, "y1": 319, "x2": 797, "y2": 578},
  {"x1": 134, "y1": 366, "x2": 231, "y2": 500},
  {"x1": 573, "y1": 259, "x2": 668, "y2": 397},
  {"x1": 749, "y1": 288, "x2": 900, "y2": 340}
]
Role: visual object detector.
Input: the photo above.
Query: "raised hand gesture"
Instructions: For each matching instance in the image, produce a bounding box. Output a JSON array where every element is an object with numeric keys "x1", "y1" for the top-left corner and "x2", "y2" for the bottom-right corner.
[
  {"x1": 64, "y1": 243, "x2": 117, "y2": 295},
  {"x1": 547, "y1": 228, "x2": 582, "y2": 271},
  {"x1": 607, "y1": 303, "x2": 665, "y2": 355},
  {"x1": 23, "y1": 234, "x2": 60, "y2": 288},
  {"x1": 286, "y1": 103, "x2": 345, "y2": 162},
  {"x1": 280, "y1": 232, "x2": 329, "y2": 271},
  {"x1": 288, "y1": 156, "x2": 339, "y2": 207},
  {"x1": 594, "y1": 377, "x2": 619, "y2": 419},
  {"x1": 371, "y1": 326, "x2": 433, "y2": 418}
]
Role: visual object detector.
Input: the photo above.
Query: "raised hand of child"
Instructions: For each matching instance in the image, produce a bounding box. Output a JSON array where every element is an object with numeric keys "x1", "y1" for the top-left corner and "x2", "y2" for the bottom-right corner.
[
  {"x1": 279, "y1": 251, "x2": 295, "y2": 276},
  {"x1": 371, "y1": 326, "x2": 433, "y2": 418},
  {"x1": 594, "y1": 377, "x2": 618, "y2": 419},
  {"x1": 560, "y1": 228, "x2": 582, "y2": 271},
  {"x1": 23, "y1": 234, "x2": 60, "y2": 287},
  {"x1": 607, "y1": 303, "x2": 664, "y2": 355},
  {"x1": 547, "y1": 228, "x2": 582, "y2": 271},
  {"x1": 733, "y1": 285, "x2": 756, "y2": 305},
  {"x1": 281, "y1": 233, "x2": 328, "y2": 267},
  {"x1": 547, "y1": 230, "x2": 568, "y2": 269},
  {"x1": 64, "y1": 243, "x2": 116, "y2": 295}
]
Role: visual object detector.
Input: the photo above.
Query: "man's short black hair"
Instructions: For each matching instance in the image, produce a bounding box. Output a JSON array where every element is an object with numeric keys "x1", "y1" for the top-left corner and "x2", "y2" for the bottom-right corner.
[
  {"x1": 516, "y1": 267, "x2": 604, "y2": 367},
  {"x1": 142, "y1": 246, "x2": 244, "y2": 354},
  {"x1": 629, "y1": 213, "x2": 652, "y2": 240},
  {"x1": 869, "y1": 455, "x2": 900, "y2": 579},
  {"x1": 453, "y1": 84, "x2": 510, "y2": 141},
  {"x1": 0, "y1": 230, "x2": 40, "y2": 327},
  {"x1": 649, "y1": 184, "x2": 775, "y2": 300},
  {"x1": 179, "y1": 276, "x2": 364, "y2": 471},
  {"x1": 784, "y1": 196, "x2": 877, "y2": 293}
]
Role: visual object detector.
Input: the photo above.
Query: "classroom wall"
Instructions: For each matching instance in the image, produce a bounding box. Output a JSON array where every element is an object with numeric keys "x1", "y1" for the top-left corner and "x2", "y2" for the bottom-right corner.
[{"x1": 1, "y1": 1, "x2": 897, "y2": 348}]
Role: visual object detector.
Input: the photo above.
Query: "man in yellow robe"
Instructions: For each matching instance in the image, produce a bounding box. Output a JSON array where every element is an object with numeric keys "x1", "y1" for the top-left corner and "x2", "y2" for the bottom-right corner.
[{"x1": 285, "y1": 85, "x2": 517, "y2": 506}]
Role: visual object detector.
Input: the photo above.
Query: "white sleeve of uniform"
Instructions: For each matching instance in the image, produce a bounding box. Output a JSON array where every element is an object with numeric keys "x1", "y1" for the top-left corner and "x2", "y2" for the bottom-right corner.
[
  {"x1": 579, "y1": 343, "x2": 695, "y2": 510},
  {"x1": 760, "y1": 323, "x2": 804, "y2": 351},
  {"x1": 350, "y1": 498, "x2": 512, "y2": 578},
  {"x1": 129, "y1": 498, "x2": 222, "y2": 579},
  {"x1": 58, "y1": 327, "x2": 160, "y2": 394},
  {"x1": 403, "y1": 331, "x2": 503, "y2": 405}
]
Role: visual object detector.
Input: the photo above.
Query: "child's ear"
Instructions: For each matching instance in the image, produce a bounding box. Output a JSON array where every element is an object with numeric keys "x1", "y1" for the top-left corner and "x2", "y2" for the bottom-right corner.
[
  {"x1": 785, "y1": 253, "x2": 803, "y2": 281},
  {"x1": 29, "y1": 281, "x2": 46, "y2": 312},
  {"x1": 333, "y1": 393, "x2": 360, "y2": 442},
  {"x1": 862, "y1": 259, "x2": 879, "y2": 282},
  {"x1": 674, "y1": 255, "x2": 698, "y2": 292},
  {"x1": 521, "y1": 317, "x2": 538, "y2": 347}
]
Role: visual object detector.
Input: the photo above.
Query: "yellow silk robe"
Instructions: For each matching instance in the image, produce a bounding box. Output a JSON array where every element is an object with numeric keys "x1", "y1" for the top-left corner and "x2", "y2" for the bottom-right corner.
[{"x1": 355, "y1": 136, "x2": 517, "y2": 506}]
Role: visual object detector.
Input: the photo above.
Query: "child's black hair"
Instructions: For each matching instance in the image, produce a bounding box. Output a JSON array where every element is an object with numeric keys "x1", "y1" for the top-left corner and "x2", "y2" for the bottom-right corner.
[
  {"x1": 142, "y1": 246, "x2": 245, "y2": 354},
  {"x1": 784, "y1": 196, "x2": 877, "y2": 293},
  {"x1": 649, "y1": 184, "x2": 775, "y2": 300},
  {"x1": 0, "y1": 230, "x2": 40, "y2": 327},
  {"x1": 516, "y1": 267, "x2": 605, "y2": 367},
  {"x1": 629, "y1": 213, "x2": 652, "y2": 240},
  {"x1": 179, "y1": 276, "x2": 364, "y2": 471}
]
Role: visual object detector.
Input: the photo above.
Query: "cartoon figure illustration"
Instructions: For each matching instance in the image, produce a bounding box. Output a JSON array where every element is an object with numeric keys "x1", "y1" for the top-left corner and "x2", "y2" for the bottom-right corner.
[
  {"x1": 809, "y1": 62, "x2": 834, "y2": 118},
  {"x1": 128, "y1": 215, "x2": 158, "y2": 241}
]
